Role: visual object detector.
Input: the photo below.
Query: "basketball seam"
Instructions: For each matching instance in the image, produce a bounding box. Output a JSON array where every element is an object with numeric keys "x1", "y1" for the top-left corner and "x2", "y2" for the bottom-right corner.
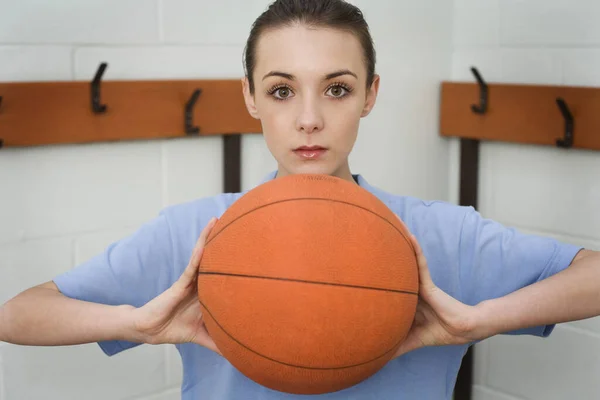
[
  {"x1": 198, "y1": 297, "x2": 409, "y2": 370},
  {"x1": 204, "y1": 197, "x2": 414, "y2": 253},
  {"x1": 198, "y1": 271, "x2": 418, "y2": 295}
]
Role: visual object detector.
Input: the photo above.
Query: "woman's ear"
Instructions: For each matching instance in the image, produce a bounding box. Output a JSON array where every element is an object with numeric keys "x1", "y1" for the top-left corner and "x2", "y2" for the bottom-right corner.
[
  {"x1": 361, "y1": 74, "x2": 380, "y2": 117},
  {"x1": 241, "y1": 77, "x2": 259, "y2": 119}
]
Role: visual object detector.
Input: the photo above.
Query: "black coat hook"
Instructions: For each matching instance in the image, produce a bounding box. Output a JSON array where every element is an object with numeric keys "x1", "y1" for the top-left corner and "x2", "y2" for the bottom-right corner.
[
  {"x1": 185, "y1": 89, "x2": 202, "y2": 134},
  {"x1": 556, "y1": 97, "x2": 574, "y2": 148},
  {"x1": 91, "y1": 62, "x2": 108, "y2": 114},
  {"x1": 470, "y1": 67, "x2": 488, "y2": 114}
]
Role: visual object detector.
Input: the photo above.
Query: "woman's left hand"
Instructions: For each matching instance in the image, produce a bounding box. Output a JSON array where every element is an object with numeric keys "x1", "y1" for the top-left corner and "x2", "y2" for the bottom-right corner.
[{"x1": 392, "y1": 216, "x2": 485, "y2": 359}]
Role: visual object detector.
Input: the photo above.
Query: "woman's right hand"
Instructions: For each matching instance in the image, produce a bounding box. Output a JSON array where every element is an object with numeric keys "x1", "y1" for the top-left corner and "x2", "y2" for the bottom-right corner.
[{"x1": 131, "y1": 217, "x2": 221, "y2": 355}]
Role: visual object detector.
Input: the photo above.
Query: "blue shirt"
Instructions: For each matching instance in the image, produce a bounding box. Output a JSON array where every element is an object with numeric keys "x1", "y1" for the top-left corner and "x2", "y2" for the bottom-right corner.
[{"x1": 53, "y1": 171, "x2": 582, "y2": 399}]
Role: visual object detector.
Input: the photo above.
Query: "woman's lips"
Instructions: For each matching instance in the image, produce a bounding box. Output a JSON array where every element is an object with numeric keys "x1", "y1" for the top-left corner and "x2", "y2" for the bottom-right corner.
[{"x1": 293, "y1": 146, "x2": 327, "y2": 160}]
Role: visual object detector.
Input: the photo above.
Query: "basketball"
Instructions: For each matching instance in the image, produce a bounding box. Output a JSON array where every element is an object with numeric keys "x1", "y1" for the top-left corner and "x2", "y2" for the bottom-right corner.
[{"x1": 197, "y1": 173, "x2": 419, "y2": 395}]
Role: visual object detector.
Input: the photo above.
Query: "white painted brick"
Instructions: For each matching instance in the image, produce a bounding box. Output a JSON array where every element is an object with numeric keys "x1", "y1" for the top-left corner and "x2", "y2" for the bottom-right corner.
[
  {"x1": 500, "y1": 0, "x2": 600, "y2": 46},
  {"x1": 132, "y1": 388, "x2": 180, "y2": 400},
  {"x1": 482, "y1": 142, "x2": 600, "y2": 241},
  {"x1": 74, "y1": 227, "x2": 138, "y2": 265},
  {"x1": 473, "y1": 385, "x2": 523, "y2": 400},
  {"x1": 0, "y1": 142, "x2": 162, "y2": 244},
  {"x1": 563, "y1": 50, "x2": 600, "y2": 87},
  {"x1": 510, "y1": 226, "x2": 600, "y2": 254},
  {"x1": 501, "y1": 49, "x2": 563, "y2": 85},
  {"x1": 352, "y1": 0, "x2": 454, "y2": 50},
  {"x1": 350, "y1": 97, "x2": 450, "y2": 201},
  {"x1": 0, "y1": 0, "x2": 159, "y2": 44},
  {"x1": 451, "y1": 50, "x2": 502, "y2": 82},
  {"x1": 473, "y1": 342, "x2": 490, "y2": 386},
  {"x1": 486, "y1": 328, "x2": 600, "y2": 399},
  {"x1": 165, "y1": 346, "x2": 182, "y2": 387},
  {"x1": 74, "y1": 45, "x2": 246, "y2": 80},
  {"x1": 349, "y1": 93, "x2": 446, "y2": 200},
  {"x1": 162, "y1": 134, "x2": 273, "y2": 201},
  {"x1": 567, "y1": 317, "x2": 600, "y2": 338},
  {"x1": 2, "y1": 343, "x2": 167, "y2": 400},
  {"x1": 162, "y1": 0, "x2": 273, "y2": 45},
  {"x1": 377, "y1": 47, "x2": 451, "y2": 85},
  {"x1": 162, "y1": 137, "x2": 223, "y2": 206},
  {"x1": 452, "y1": 0, "x2": 499, "y2": 48},
  {"x1": 477, "y1": 141, "x2": 502, "y2": 217},
  {"x1": 0, "y1": 349, "x2": 4, "y2": 400},
  {"x1": 0, "y1": 152, "x2": 27, "y2": 244},
  {"x1": 450, "y1": 121, "x2": 499, "y2": 211},
  {"x1": 0, "y1": 238, "x2": 72, "y2": 305},
  {"x1": 241, "y1": 134, "x2": 277, "y2": 192},
  {"x1": 350, "y1": 46, "x2": 453, "y2": 201},
  {"x1": 0, "y1": 46, "x2": 72, "y2": 82}
]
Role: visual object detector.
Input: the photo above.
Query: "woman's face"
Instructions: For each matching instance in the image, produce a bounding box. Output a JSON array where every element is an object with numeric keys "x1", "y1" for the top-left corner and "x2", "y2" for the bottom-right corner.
[{"x1": 242, "y1": 24, "x2": 379, "y2": 182}]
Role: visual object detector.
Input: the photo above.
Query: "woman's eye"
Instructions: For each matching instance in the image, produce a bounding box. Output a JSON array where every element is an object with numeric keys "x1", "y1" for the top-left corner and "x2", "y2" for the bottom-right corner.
[
  {"x1": 274, "y1": 87, "x2": 292, "y2": 99},
  {"x1": 327, "y1": 85, "x2": 348, "y2": 98}
]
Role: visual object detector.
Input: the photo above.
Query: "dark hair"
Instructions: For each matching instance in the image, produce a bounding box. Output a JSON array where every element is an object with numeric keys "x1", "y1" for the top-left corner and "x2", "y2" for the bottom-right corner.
[{"x1": 243, "y1": 0, "x2": 376, "y2": 95}]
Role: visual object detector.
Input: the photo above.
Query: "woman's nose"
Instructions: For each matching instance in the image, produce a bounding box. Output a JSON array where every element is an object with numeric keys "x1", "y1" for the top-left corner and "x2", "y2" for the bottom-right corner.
[{"x1": 296, "y1": 98, "x2": 324, "y2": 134}]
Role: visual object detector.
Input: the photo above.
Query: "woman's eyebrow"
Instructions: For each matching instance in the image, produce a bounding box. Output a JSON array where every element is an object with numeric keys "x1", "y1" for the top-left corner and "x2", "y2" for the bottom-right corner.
[
  {"x1": 262, "y1": 69, "x2": 358, "y2": 81},
  {"x1": 325, "y1": 69, "x2": 357, "y2": 80},
  {"x1": 263, "y1": 71, "x2": 294, "y2": 81}
]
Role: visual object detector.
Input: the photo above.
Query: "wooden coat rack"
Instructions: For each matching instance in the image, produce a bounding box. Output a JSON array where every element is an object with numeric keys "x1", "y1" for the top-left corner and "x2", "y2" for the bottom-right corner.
[
  {"x1": 441, "y1": 67, "x2": 600, "y2": 400},
  {"x1": 0, "y1": 62, "x2": 262, "y2": 193}
]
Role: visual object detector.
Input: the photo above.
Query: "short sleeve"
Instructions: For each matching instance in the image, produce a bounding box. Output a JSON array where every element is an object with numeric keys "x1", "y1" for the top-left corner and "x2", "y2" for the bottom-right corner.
[
  {"x1": 458, "y1": 207, "x2": 583, "y2": 337},
  {"x1": 53, "y1": 212, "x2": 175, "y2": 356}
]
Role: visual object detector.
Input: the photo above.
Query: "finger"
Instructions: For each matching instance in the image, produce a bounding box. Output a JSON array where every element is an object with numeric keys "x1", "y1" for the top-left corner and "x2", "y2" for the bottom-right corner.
[
  {"x1": 179, "y1": 217, "x2": 218, "y2": 285},
  {"x1": 393, "y1": 213, "x2": 420, "y2": 264},
  {"x1": 394, "y1": 329, "x2": 424, "y2": 359},
  {"x1": 194, "y1": 321, "x2": 223, "y2": 356},
  {"x1": 394, "y1": 213, "x2": 412, "y2": 235},
  {"x1": 194, "y1": 334, "x2": 221, "y2": 355},
  {"x1": 189, "y1": 216, "x2": 218, "y2": 269},
  {"x1": 394, "y1": 213, "x2": 420, "y2": 258},
  {"x1": 409, "y1": 234, "x2": 435, "y2": 291},
  {"x1": 393, "y1": 214, "x2": 435, "y2": 292},
  {"x1": 194, "y1": 217, "x2": 219, "y2": 256}
]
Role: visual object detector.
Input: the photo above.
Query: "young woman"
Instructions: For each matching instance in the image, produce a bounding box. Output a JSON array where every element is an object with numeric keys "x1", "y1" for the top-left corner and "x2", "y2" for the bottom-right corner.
[{"x1": 2, "y1": 0, "x2": 599, "y2": 399}]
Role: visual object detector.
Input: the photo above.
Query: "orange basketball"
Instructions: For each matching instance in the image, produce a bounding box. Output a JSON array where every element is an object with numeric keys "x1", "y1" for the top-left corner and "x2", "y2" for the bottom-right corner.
[{"x1": 197, "y1": 173, "x2": 419, "y2": 395}]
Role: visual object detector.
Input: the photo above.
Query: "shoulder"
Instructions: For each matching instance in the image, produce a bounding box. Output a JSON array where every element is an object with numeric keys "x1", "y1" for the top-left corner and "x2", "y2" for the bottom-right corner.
[
  {"x1": 143, "y1": 192, "x2": 243, "y2": 271},
  {"x1": 159, "y1": 191, "x2": 245, "y2": 239},
  {"x1": 357, "y1": 176, "x2": 474, "y2": 236},
  {"x1": 359, "y1": 177, "x2": 478, "y2": 296}
]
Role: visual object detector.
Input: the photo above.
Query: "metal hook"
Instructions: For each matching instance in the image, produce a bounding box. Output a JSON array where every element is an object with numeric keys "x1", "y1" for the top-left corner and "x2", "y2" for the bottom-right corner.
[
  {"x1": 470, "y1": 67, "x2": 488, "y2": 114},
  {"x1": 556, "y1": 97, "x2": 574, "y2": 148},
  {"x1": 91, "y1": 62, "x2": 108, "y2": 113},
  {"x1": 185, "y1": 89, "x2": 202, "y2": 134}
]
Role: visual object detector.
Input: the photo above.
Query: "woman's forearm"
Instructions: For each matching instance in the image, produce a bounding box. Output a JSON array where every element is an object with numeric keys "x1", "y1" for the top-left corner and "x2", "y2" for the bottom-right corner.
[
  {"x1": 0, "y1": 282, "x2": 140, "y2": 346},
  {"x1": 475, "y1": 250, "x2": 600, "y2": 338}
]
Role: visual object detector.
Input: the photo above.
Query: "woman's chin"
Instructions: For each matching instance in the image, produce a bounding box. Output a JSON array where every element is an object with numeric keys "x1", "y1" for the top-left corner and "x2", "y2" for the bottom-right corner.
[
  {"x1": 288, "y1": 163, "x2": 334, "y2": 176},
  {"x1": 279, "y1": 160, "x2": 350, "y2": 179}
]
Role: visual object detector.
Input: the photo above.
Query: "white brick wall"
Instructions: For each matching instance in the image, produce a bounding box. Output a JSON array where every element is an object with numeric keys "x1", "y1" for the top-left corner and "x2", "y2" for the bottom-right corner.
[
  {"x1": 452, "y1": 0, "x2": 600, "y2": 399},
  {"x1": 0, "y1": 0, "x2": 160, "y2": 44},
  {"x1": 0, "y1": 1, "x2": 454, "y2": 399}
]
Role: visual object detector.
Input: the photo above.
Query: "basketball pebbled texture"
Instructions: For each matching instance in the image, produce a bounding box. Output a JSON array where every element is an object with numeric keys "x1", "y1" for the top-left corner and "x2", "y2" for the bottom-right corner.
[{"x1": 197, "y1": 173, "x2": 419, "y2": 395}]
